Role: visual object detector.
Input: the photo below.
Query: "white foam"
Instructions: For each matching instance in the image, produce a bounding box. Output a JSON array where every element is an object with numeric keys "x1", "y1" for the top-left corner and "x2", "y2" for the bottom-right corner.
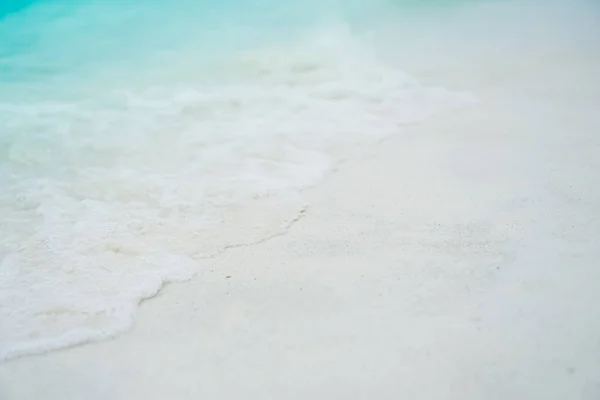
[{"x1": 0, "y1": 15, "x2": 473, "y2": 361}]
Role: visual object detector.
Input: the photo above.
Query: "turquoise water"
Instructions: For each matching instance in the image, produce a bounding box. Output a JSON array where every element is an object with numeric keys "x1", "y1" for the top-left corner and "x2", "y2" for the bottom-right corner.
[{"x1": 3, "y1": 0, "x2": 595, "y2": 361}]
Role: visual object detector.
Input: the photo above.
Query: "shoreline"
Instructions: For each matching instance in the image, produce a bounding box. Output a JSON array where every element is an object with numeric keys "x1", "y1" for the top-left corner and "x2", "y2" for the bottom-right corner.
[
  {"x1": 3, "y1": 52, "x2": 600, "y2": 396},
  {"x1": 2, "y1": 1, "x2": 600, "y2": 398}
]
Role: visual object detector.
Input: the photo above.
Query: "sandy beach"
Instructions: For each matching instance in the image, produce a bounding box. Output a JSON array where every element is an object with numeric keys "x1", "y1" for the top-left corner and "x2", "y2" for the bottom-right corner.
[
  {"x1": 3, "y1": 34, "x2": 600, "y2": 398},
  {"x1": 1, "y1": 1, "x2": 600, "y2": 399}
]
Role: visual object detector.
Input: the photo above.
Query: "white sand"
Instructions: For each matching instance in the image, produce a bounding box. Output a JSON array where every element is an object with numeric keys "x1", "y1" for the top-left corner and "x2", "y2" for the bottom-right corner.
[{"x1": 2, "y1": 3, "x2": 600, "y2": 399}]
